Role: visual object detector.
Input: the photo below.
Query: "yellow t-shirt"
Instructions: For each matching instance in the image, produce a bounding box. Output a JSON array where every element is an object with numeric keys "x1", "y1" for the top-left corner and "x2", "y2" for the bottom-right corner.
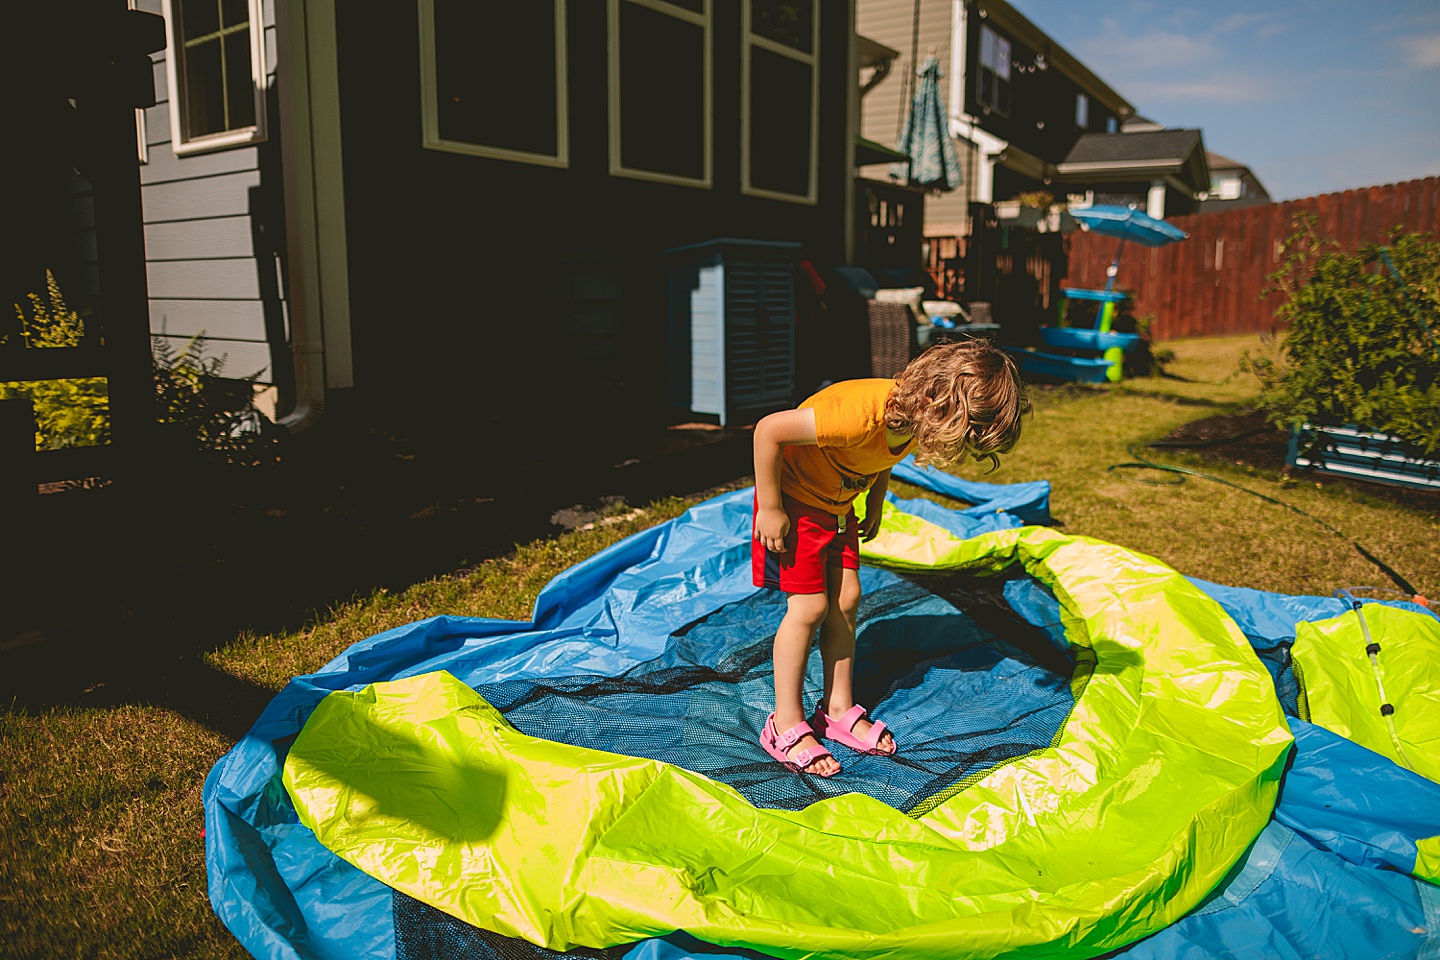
[{"x1": 780, "y1": 379, "x2": 915, "y2": 513}]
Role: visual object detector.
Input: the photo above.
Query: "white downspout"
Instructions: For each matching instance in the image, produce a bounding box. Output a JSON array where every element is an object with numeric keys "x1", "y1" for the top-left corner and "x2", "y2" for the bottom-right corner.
[
  {"x1": 274, "y1": 0, "x2": 326, "y2": 432},
  {"x1": 275, "y1": 0, "x2": 352, "y2": 432},
  {"x1": 1147, "y1": 181, "x2": 1166, "y2": 219}
]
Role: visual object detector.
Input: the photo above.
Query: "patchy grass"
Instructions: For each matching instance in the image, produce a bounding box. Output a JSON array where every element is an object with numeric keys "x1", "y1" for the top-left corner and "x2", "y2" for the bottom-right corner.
[
  {"x1": 910, "y1": 334, "x2": 1438, "y2": 599},
  {"x1": 209, "y1": 497, "x2": 695, "y2": 693},
  {"x1": 1, "y1": 706, "x2": 232, "y2": 958},
  {"x1": 2, "y1": 334, "x2": 1436, "y2": 958}
]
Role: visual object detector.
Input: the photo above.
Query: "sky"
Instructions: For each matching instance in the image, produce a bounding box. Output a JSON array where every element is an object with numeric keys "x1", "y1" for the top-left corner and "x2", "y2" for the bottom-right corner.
[{"x1": 1006, "y1": 0, "x2": 1440, "y2": 200}]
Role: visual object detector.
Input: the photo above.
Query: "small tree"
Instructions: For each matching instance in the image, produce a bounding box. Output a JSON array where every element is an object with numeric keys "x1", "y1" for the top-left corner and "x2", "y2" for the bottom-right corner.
[{"x1": 1244, "y1": 217, "x2": 1440, "y2": 454}]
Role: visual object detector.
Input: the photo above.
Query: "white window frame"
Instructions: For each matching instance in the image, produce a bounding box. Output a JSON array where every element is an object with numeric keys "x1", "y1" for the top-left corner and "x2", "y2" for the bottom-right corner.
[
  {"x1": 1075, "y1": 92, "x2": 1089, "y2": 130},
  {"x1": 137, "y1": 109, "x2": 149, "y2": 164},
  {"x1": 419, "y1": 0, "x2": 569, "y2": 168},
  {"x1": 128, "y1": 0, "x2": 149, "y2": 164},
  {"x1": 607, "y1": 0, "x2": 712, "y2": 188},
  {"x1": 741, "y1": 0, "x2": 820, "y2": 205},
  {"x1": 160, "y1": 0, "x2": 269, "y2": 156}
]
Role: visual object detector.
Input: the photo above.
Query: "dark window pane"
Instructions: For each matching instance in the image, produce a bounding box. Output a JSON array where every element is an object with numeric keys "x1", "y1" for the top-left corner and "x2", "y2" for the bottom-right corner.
[
  {"x1": 184, "y1": 38, "x2": 225, "y2": 135},
  {"x1": 182, "y1": 0, "x2": 220, "y2": 41},
  {"x1": 224, "y1": 27, "x2": 256, "y2": 128},
  {"x1": 221, "y1": 0, "x2": 248, "y2": 29},
  {"x1": 433, "y1": 0, "x2": 559, "y2": 157},
  {"x1": 619, "y1": 3, "x2": 705, "y2": 180},
  {"x1": 749, "y1": 46, "x2": 811, "y2": 196},
  {"x1": 656, "y1": 0, "x2": 704, "y2": 12},
  {"x1": 750, "y1": 0, "x2": 812, "y2": 53}
]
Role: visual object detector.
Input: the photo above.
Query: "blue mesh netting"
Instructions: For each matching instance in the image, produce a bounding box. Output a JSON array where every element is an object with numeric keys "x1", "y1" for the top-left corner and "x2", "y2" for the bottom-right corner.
[
  {"x1": 395, "y1": 567, "x2": 1077, "y2": 960},
  {"x1": 474, "y1": 567, "x2": 1075, "y2": 813}
]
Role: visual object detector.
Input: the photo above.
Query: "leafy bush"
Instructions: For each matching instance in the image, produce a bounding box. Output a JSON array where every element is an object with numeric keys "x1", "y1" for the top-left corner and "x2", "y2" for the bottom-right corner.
[
  {"x1": 0, "y1": 270, "x2": 109, "y2": 449},
  {"x1": 3, "y1": 272, "x2": 280, "y2": 465},
  {"x1": 1243, "y1": 218, "x2": 1440, "y2": 454},
  {"x1": 153, "y1": 334, "x2": 282, "y2": 467}
]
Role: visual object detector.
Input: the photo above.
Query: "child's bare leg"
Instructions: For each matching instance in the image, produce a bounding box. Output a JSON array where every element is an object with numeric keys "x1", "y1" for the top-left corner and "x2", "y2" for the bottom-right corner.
[
  {"x1": 818, "y1": 566, "x2": 896, "y2": 754},
  {"x1": 772, "y1": 591, "x2": 841, "y2": 776}
]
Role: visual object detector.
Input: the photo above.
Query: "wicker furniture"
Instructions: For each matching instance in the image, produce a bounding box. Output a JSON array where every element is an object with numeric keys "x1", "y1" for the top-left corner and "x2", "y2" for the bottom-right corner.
[{"x1": 864, "y1": 300, "x2": 918, "y2": 378}]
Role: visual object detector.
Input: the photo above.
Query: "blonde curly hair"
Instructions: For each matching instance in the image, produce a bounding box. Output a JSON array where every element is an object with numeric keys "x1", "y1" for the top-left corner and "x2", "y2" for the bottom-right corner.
[{"x1": 885, "y1": 338, "x2": 1028, "y2": 470}]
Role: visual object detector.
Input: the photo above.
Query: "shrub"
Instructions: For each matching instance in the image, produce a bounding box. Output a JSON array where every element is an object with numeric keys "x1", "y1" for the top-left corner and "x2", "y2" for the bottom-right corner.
[
  {"x1": 3, "y1": 272, "x2": 280, "y2": 465},
  {"x1": 153, "y1": 334, "x2": 282, "y2": 467},
  {"x1": 1243, "y1": 218, "x2": 1440, "y2": 454},
  {"x1": 0, "y1": 270, "x2": 109, "y2": 450}
]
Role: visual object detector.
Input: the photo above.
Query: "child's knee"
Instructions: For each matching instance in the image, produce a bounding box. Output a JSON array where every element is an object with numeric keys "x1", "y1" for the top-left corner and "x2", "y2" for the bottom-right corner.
[{"x1": 786, "y1": 591, "x2": 829, "y2": 627}]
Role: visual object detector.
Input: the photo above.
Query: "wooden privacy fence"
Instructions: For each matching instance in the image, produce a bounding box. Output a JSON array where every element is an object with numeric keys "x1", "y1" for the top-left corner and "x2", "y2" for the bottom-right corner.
[{"x1": 1065, "y1": 176, "x2": 1440, "y2": 341}]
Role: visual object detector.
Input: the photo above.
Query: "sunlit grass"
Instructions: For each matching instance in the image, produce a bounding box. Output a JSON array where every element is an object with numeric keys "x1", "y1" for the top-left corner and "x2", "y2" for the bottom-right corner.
[{"x1": 916, "y1": 334, "x2": 1438, "y2": 598}]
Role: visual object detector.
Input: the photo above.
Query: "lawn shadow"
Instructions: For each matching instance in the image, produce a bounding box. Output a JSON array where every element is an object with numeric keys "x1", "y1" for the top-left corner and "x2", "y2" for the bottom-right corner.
[{"x1": 0, "y1": 415, "x2": 756, "y2": 741}]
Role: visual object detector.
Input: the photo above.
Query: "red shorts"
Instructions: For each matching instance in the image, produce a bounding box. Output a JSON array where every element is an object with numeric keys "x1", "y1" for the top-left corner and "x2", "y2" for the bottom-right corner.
[{"x1": 752, "y1": 494, "x2": 859, "y2": 594}]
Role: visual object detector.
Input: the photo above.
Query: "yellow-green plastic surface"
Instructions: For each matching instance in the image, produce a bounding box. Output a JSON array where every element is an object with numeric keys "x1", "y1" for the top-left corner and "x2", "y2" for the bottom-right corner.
[
  {"x1": 284, "y1": 515, "x2": 1292, "y2": 960},
  {"x1": 1293, "y1": 604, "x2": 1440, "y2": 783}
]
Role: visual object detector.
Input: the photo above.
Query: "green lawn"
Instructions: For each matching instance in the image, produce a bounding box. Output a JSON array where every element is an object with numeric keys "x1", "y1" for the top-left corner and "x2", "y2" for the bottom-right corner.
[{"x1": 2, "y1": 334, "x2": 1436, "y2": 959}]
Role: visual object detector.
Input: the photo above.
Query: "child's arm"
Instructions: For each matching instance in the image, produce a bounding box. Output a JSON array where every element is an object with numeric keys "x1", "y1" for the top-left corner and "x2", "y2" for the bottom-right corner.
[
  {"x1": 859, "y1": 468, "x2": 892, "y2": 541},
  {"x1": 753, "y1": 408, "x2": 817, "y2": 552}
]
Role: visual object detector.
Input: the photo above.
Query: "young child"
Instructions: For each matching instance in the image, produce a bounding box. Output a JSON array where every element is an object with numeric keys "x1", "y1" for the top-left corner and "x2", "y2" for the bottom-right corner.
[{"x1": 752, "y1": 339, "x2": 1027, "y2": 776}]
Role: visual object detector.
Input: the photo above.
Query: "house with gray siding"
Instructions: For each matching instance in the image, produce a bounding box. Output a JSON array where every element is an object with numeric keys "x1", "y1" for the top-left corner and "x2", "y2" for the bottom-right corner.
[
  {"x1": 137, "y1": 0, "x2": 862, "y2": 439},
  {"x1": 857, "y1": 0, "x2": 1136, "y2": 236}
]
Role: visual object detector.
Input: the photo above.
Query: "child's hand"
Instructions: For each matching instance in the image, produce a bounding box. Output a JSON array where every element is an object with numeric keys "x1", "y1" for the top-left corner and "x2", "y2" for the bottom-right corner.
[
  {"x1": 858, "y1": 510, "x2": 883, "y2": 542},
  {"x1": 755, "y1": 507, "x2": 791, "y2": 553}
]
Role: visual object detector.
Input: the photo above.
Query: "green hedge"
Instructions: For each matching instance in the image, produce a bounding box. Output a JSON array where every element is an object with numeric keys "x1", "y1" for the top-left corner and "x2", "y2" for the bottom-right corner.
[{"x1": 1246, "y1": 219, "x2": 1440, "y2": 455}]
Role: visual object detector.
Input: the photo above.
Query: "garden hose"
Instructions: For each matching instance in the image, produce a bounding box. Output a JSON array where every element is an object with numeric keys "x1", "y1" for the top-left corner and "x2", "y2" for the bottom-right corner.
[{"x1": 1108, "y1": 433, "x2": 1421, "y2": 598}]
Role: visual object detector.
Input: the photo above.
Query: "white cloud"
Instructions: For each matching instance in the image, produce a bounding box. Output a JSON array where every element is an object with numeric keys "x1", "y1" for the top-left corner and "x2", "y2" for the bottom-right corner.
[
  {"x1": 1400, "y1": 34, "x2": 1440, "y2": 69},
  {"x1": 1215, "y1": 12, "x2": 1270, "y2": 35},
  {"x1": 1075, "y1": 24, "x2": 1220, "y2": 73},
  {"x1": 1071, "y1": 23, "x2": 1276, "y2": 106},
  {"x1": 1123, "y1": 76, "x2": 1276, "y2": 104}
]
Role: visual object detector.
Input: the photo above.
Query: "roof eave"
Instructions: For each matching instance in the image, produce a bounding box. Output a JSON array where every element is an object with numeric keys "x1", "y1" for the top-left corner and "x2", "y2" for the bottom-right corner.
[
  {"x1": 1057, "y1": 159, "x2": 1186, "y2": 174},
  {"x1": 978, "y1": 0, "x2": 1136, "y2": 118}
]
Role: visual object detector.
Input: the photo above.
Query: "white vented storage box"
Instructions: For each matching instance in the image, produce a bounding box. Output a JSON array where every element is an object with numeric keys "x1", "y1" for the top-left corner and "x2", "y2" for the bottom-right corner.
[{"x1": 665, "y1": 238, "x2": 799, "y2": 426}]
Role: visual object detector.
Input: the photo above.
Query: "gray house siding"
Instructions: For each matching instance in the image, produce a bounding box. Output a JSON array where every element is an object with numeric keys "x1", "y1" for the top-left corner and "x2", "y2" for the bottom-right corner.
[
  {"x1": 858, "y1": 0, "x2": 978, "y2": 236},
  {"x1": 138, "y1": 0, "x2": 287, "y2": 411}
]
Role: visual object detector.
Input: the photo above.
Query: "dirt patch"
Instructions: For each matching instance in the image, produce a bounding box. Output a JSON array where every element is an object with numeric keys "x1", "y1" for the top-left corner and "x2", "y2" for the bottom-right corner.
[
  {"x1": 1154, "y1": 409, "x2": 1440, "y2": 512},
  {"x1": 1155, "y1": 409, "x2": 1290, "y2": 472}
]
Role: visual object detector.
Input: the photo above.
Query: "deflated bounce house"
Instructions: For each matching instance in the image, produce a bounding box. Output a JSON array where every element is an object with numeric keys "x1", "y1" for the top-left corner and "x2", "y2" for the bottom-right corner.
[{"x1": 205, "y1": 460, "x2": 1440, "y2": 960}]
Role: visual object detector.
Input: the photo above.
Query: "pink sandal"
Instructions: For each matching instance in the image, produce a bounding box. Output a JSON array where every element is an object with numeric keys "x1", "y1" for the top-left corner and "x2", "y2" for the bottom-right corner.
[
  {"x1": 760, "y1": 714, "x2": 838, "y2": 777},
  {"x1": 810, "y1": 704, "x2": 896, "y2": 755}
]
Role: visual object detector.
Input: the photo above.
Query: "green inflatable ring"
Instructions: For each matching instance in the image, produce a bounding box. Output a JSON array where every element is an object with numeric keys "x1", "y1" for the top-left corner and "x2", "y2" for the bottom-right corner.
[{"x1": 284, "y1": 515, "x2": 1292, "y2": 960}]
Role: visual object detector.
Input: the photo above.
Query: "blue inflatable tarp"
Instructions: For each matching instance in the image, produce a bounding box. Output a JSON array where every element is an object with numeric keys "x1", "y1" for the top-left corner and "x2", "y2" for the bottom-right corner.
[{"x1": 203, "y1": 463, "x2": 1439, "y2": 959}]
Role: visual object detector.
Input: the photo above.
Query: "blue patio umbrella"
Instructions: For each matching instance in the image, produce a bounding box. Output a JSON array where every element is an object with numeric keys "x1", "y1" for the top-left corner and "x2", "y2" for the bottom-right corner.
[
  {"x1": 1071, "y1": 204, "x2": 1189, "y2": 291},
  {"x1": 892, "y1": 55, "x2": 962, "y2": 191}
]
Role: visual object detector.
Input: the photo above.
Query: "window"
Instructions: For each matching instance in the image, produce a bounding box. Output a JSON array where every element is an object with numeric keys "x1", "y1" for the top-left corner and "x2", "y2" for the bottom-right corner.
[
  {"x1": 420, "y1": 0, "x2": 568, "y2": 167},
  {"x1": 1210, "y1": 175, "x2": 1242, "y2": 200},
  {"x1": 161, "y1": 0, "x2": 267, "y2": 154},
  {"x1": 1075, "y1": 92, "x2": 1089, "y2": 129},
  {"x1": 608, "y1": 0, "x2": 711, "y2": 187},
  {"x1": 977, "y1": 24, "x2": 1010, "y2": 116},
  {"x1": 742, "y1": 0, "x2": 819, "y2": 203}
]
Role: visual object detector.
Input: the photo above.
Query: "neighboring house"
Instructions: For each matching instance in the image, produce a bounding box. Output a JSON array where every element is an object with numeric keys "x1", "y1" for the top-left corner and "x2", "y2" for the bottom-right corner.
[
  {"x1": 137, "y1": 0, "x2": 859, "y2": 434},
  {"x1": 857, "y1": 0, "x2": 1134, "y2": 237},
  {"x1": 1198, "y1": 151, "x2": 1271, "y2": 213},
  {"x1": 1057, "y1": 116, "x2": 1210, "y2": 219}
]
